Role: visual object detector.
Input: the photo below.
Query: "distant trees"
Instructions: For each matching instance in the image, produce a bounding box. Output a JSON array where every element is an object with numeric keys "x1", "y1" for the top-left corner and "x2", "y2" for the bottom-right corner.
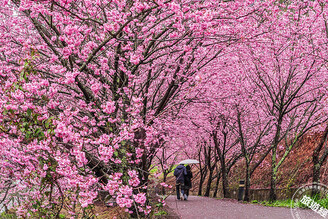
[{"x1": 167, "y1": 0, "x2": 328, "y2": 202}]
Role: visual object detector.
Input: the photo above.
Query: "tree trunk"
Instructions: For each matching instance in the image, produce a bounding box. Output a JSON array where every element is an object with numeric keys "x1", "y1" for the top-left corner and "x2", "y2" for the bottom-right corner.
[
  {"x1": 269, "y1": 147, "x2": 277, "y2": 202},
  {"x1": 162, "y1": 173, "x2": 167, "y2": 195},
  {"x1": 244, "y1": 163, "x2": 251, "y2": 202},
  {"x1": 204, "y1": 167, "x2": 214, "y2": 197},
  {"x1": 198, "y1": 173, "x2": 205, "y2": 196},
  {"x1": 197, "y1": 143, "x2": 208, "y2": 196},
  {"x1": 312, "y1": 163, "x2": 321, "y2": 196},
  {"x1": 212, "y1": 130, "x2": 230, "y2": 198},
  {"x1": 269, "y1": 171, "x2": 277, "y2": 202},
  {"x1": 198, "y1": 167, "x2": 207, "y2": 196},
  {"x1": 222, "y1": 166, "x2": 230, "y2": 198},
  {"x1": 313, "y1": 159, "x2": 321, "y2": 184},
  {"x1": 237, "y1": 110, "x2": 250, "y2": 202},
  {"x1": 213, "y1": 169, "x2": 221, "y2": 198}
]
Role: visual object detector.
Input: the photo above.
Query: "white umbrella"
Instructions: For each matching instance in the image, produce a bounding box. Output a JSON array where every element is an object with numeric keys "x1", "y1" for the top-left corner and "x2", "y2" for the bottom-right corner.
[{"x1": 179, "y1": 159, "x2": 199, "y2": 164}]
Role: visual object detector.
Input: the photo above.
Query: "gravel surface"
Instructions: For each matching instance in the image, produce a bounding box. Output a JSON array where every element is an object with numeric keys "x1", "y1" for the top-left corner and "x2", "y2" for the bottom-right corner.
[{"x1": 165, "y1": 195, "x2": 322, "y2": 219}]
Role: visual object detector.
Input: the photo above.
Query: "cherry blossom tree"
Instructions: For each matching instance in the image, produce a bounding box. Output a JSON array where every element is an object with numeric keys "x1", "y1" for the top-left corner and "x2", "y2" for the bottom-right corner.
[{"x1": 0, "y1": 0, "x2": 271, "y2": 216}]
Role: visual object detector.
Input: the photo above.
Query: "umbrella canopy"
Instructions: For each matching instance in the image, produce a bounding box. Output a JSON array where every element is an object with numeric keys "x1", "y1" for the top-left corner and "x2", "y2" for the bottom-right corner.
[{"x1": 179, "y1": 159, "x2": 199, "y2": 164}]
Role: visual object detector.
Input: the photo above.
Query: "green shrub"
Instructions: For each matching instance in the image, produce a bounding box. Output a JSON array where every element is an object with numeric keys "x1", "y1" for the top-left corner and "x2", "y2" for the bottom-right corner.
[
  {"x1": 154, "y1": 210, "x2": 168, "y2": 216},
  {"x1": 0, "y1": 212, "x2": 17, "y2": 219}
]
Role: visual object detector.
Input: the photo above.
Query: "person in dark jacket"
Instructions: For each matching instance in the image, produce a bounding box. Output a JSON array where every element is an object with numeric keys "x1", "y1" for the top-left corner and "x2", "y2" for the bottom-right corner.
[
  {"x1": 174, "y1": 164, "x2": 187, "y2": 200},
  {"x1": 183, "y1": 165, "x2": 193, "y2": 200}
]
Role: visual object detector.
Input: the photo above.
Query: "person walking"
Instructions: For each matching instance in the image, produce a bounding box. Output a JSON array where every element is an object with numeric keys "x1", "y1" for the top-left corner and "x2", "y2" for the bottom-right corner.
[
  {"x1": 183, "y1": 165, "x2": 193, "y2": 201},
  {"x1": 174, "y1": 164, "x2": 187, "y2": 200}
]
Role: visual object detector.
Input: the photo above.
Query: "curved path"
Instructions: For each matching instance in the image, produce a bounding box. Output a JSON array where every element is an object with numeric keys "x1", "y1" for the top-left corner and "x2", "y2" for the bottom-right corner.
[{"x1": 165, "y1": 196, "x2": 321, "y2": 219}]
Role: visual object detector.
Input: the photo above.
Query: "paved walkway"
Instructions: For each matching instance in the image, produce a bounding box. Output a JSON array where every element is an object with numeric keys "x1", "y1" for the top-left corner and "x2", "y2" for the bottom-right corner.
[{"x1": 165, "y1": 196, "x2": 321, "y2": 219}]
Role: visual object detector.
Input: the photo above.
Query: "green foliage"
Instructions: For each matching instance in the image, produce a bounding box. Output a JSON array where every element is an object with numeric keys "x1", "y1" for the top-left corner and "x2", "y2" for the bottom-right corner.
[
  {"x1": 11, "y1": 106, "x2": 55, "y2": 143},
  {"x1": 0, "y1": 212, "x2": 17, "y2": 219},
  {"x1": 149, "y1": 165, "x2": 159, "y2": 175},
  {"x1": 19, "y1": 48, "x2": 39, "y2": 82},
  {"x1": 164, "y1": 164, "x2": 178, "y2": 179},
  {"x1": 310, "y1": 194, "x2": 328, "y2": 209},
  {"x1": 254, "y1": 199, "x2": 292, "y2": 208},
  {"x1": 316, "y1": 198, "x2": 328, "y2": 209},
  {"x1": 253, "y1": 198, "x2": 328, "y2": 209},
  {"x1": 149, "y1": 196, "x2": 168, "y2": 218},
  {"x1": 155, "y1": 202, "x2": 163, "y2": 208},
  {"x1": 154, "y1": 210, "x2": 168, "y2": 216}
]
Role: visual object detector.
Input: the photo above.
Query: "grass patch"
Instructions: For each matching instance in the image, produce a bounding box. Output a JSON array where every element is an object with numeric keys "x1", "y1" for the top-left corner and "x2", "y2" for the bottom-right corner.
[
  {"x1": 252, "y1": 197, "x2": 328, "y2": 209},
  {"x1": 316, "y1": 198, "x2": 328, "y2": 209},
  {"x1": 258, "y1": 199, "x2": 292, "y2": 208}
]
